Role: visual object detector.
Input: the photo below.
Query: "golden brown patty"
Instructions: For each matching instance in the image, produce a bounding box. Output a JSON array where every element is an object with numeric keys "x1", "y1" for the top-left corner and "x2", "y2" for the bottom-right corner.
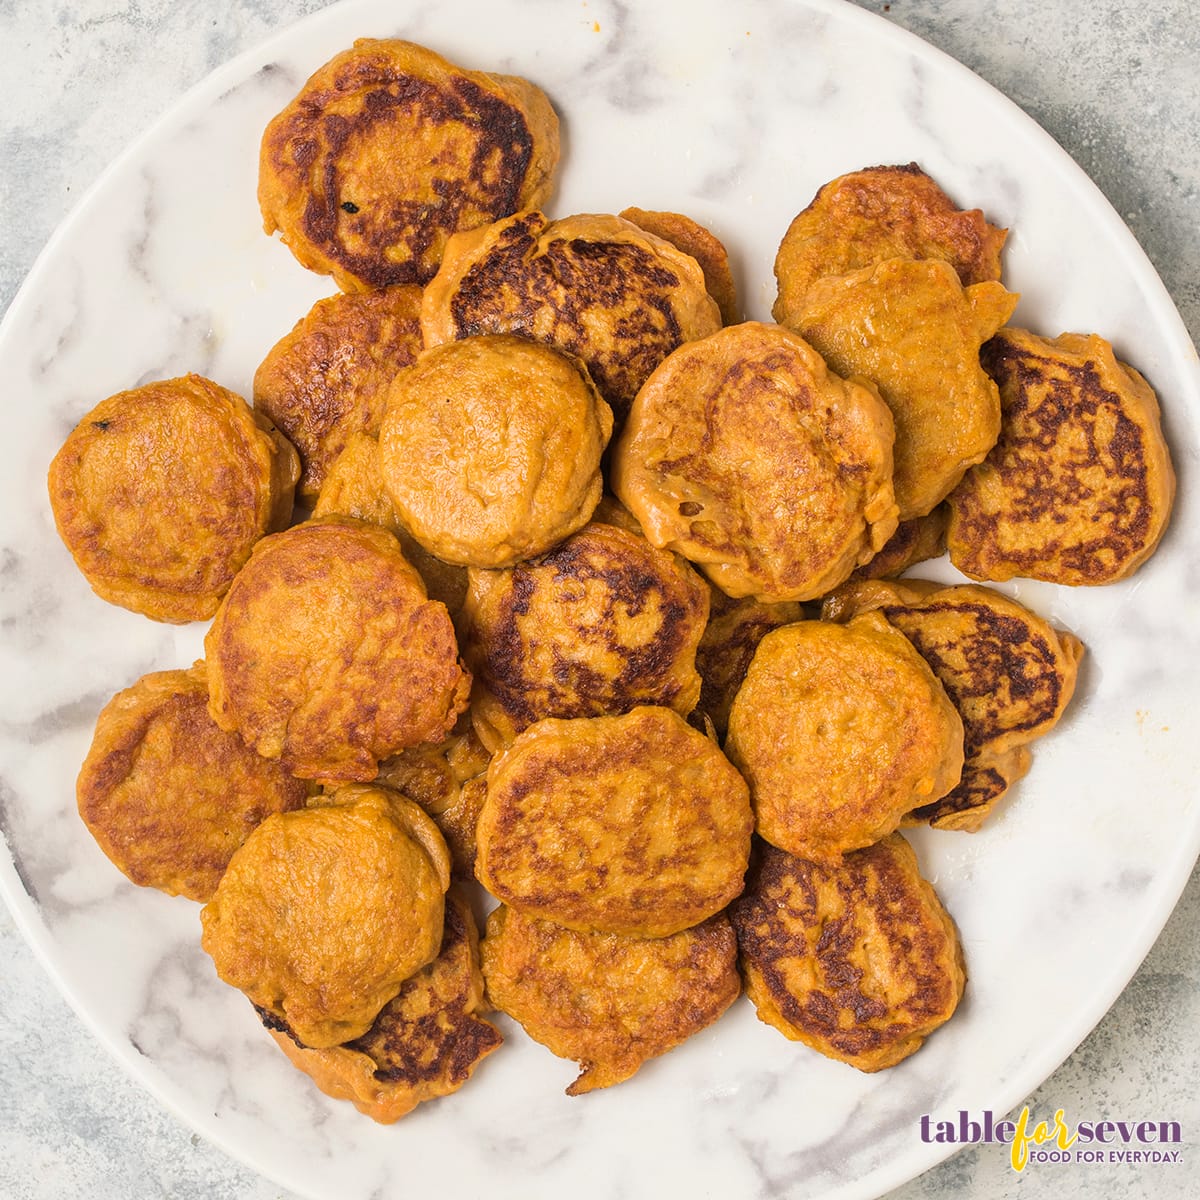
[
  {"x1": 201, "y1": 784, "x2": 451, "y2": 1048},
  {"x1": 312, "y1": 431, "x2": 401, "y2": 531},
  {"x1": 823, "y1": 578, "x2": 1084, "y2": 830},
  {"x1": 76, "y1": 665, "x2": 309, "y2": 902},
  {"x1": 204, "y1": 517, "x2": 469, "y2": 782},
  {"x1": 432, "y1": 774, "x2": 487, "y2": 879},
  {"x1": 946, "y1": 328, "x2": 1176, "y2": 584},
  {"x1": 462, "y1": 521, "x2": 710, "y2": 751},
  {"x1": 725, "y1": 614, "x2": 964, "y2": 862},
  {"x1": 481, "y1": 906, "x2": 739, "y2": 1095},
  {"x1": 787, "y1": 257, "x2": 1018, "y2": 520},
  {"x1": 475, "y1": 706, "x2": 753, "y2": 937},
  {"x1": 730, "y1": 836, "x2": 965, "y2": 1072},
  {"x1": 773, "y1": 162, "x2": 1007, "y2": 322},
  {"x1": 253, "y1": 285, "x2": 424, "y2": 499},
  {"x1": 47, "y1": 374, "x2": 298, "y2": 623},
  {"x1": 619, "y1": 206, "x2": 740, "y2": 325},
  {"x1": 375, "y1": 711, "x2": 491, "y2": 878},
  {"x1": 258, "y1": 889, "x2": 501, "y2": 1121},
  {"x1": 694, "y1": 588, "x2": 804, "y2": 736},
  {"x1": 421, "y1": 210, "x2": 722, "y2": 427},
  {"x1": 378, "y1": 334, "x2": 612, "y2": 568},
  {"x1": 258, "y1": 39, "x2": 560, "y2": 290},
  {"x1": 612, "y1": 321, "x2": 898, "y2": 602},
  {"x1": 589, "y1": 492, "x2": 646, "y2": 535},
  {"x1": 313, "y1": 432, "x2": 469, "y2": 619},
  {"x1": 852, "y1": 506, "x2": 948, "y2": 580},
  {"x1": 375, "y1": 710, "x2": 489, "y2": 815}
]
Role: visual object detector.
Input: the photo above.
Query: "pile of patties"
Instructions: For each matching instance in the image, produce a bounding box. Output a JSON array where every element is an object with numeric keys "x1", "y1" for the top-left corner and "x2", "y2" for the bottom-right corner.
[{"x1": 48, "y1": 37, "x2": 1177, "y2": 1118}]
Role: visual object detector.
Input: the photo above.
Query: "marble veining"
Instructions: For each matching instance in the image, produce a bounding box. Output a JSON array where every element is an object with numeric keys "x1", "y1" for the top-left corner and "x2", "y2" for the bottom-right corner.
[{"x1": 1, "y1": 1, "x2": 1198, "y2": 1199}]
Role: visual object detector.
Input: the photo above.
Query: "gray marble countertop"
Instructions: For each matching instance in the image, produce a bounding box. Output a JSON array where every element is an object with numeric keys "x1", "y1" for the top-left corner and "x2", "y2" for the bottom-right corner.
[{"x1": 1, "y1": 1, "x2": 1196, "y2": 1197}]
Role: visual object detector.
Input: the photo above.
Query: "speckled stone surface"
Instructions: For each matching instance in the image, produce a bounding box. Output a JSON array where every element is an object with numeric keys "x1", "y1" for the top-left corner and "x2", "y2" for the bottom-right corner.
[{"x1": 1, "y1": 2, "x2": 1196, "y2": 1198}]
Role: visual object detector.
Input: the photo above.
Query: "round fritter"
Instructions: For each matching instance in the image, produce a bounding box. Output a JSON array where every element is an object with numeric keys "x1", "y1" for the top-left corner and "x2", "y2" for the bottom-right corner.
[
  {"x1": 851, "y1": 506, "x2": 948, "y2": 580},
  {"x1": 475, "y1": 706, "x2": 753, "y2": 937},
  {"x1": 822, "y1": 578, "x2": 1084, "y2": 831},
  {"x1": 773, "y1": 162, "x2": 1007, "y2": 323},
  {"x1": 730, "y1": 836, "x2": 966, "y2": 1072},
  {"x1": 314, "y1": 432, "x2": 468, "y2": 618},
  {"x1": 204, "y1": 516, "x2": 470, "y2": 782},
  {"x1": 375, "y1": 710, "x2": 489, "y2": 814},
  {"x1": 258, "y1": 889, "x2": 501, "y2": 1121},
  {"x1": 433, "y1": 774, "x2": 487, "y2": 878},
  {"x1": 725, "y1": 614, "x2": 964, "y2": 863},
  {"x1": 375, "y1": 711, "x2": 491, "y2": 878},
  {"x1": 421, "y1": 210, "x2": 722, "y2": 427},
  {"x1": 619, "y1": 206, "x2": 740, "y2": 325},
  {"x1": 947, "y1": 328, "x2": 1177, "y2": 585},
  {"x1": 611, "y1": 321, "x2": 898, "y2": 603},
  {"x1": 313, "y1": 431, "x2": 400, "y2": 531},
  {"x1": 787, "y1": 257, "x2": 1018, "y2": 520},
  {"x1": 47, "y1": 374, "x2": 299, "y2": 623},
  {"x1": 253, "y1": 285, "x2": 424, "y2": 499},
  {"x1": 378, "y1": 334, "x2": 612, "y2": 568},
  {"x1": 76, "y1": 665, "x2": 309, "y2": 902},
  {"x1": 201, "y1": 784, "x2": 451, "y2": 1049},
  {"x1": 258, "y1": 39, "x2": 560, "y2": 290},
  {"x1": 589, "y1": 492, "x2": 645, "y2": 535},
  {"x1": 694, "y1": 588, "x2": 804, "y2": 737},
  {"x1": 462, "y1": 521, "x2": 710, "y2": 751},
  {"x1": 481, "y1": 906, "x2": 739, "y2": 1095}
]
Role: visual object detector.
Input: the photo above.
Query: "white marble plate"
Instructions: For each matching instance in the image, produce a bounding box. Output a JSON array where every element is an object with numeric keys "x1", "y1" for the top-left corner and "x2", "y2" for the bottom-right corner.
[{"x1": 1, "y1": 0, "x2": 1198, "y2": 1197}]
